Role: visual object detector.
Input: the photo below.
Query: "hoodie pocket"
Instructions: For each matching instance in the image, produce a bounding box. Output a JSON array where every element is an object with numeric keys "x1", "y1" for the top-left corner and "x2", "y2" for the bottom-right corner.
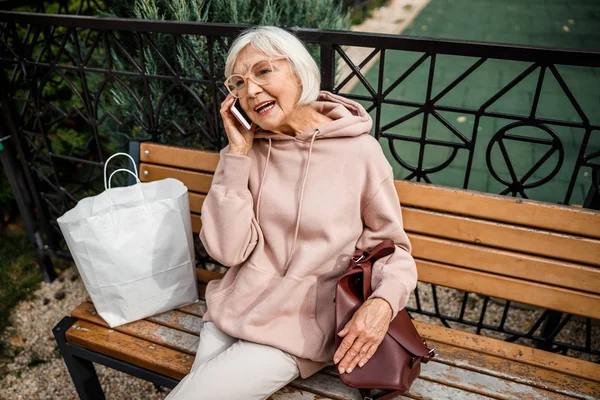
[
  {"x1": 207, "y1": 263, "x2": 327, "y2": 359},
  {"x1": 307, "y1": 282, "x2": 326, "y2": 345},
  {"x1": 205, "y1": 266, "x2": 241, "y2": 303}
]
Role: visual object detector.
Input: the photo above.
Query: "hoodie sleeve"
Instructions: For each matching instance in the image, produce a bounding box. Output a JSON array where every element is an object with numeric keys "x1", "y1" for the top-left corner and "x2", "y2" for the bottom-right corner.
[
  {"x1": 199, "y1": 148, "x2": 260, "y2": 267},
  {"x1": 355, "y1": 173, "x2": 418, "y2": 321}
]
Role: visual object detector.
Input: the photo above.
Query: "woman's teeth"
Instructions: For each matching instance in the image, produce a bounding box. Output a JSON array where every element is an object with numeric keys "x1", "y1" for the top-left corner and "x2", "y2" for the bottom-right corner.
[{"x1": 256, "y1": 102, "x2": 275, "y2": 113}]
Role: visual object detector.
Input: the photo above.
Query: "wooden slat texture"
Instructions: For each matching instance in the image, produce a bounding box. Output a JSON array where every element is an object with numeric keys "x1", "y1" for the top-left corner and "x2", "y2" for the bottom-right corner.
[
  {"x1": 66, "y1": 319, "x2": 336, "y2": 399},
  {"x1": 140, "y1": 142, "x2": 220, "y2": 173},
  {"x1": 139, "y1": 163, "x2": 213, "y2": 193},
  {"x1": 73, "y1": 297, "x2": 599, "y2": 399},
  {"x1": 403, "y1": 208, "x2": 600, "y2": 266},
  {"x1": 66, "y1": 319, "x2": 192, "y2": 379},
  {"x1": 402, "y1": 378, "x2": 497, "y2": 400},
  {"x1": 395, "y1": 180, "x2": 600, "y2": 239},
  {"x1": 409, "y1": 233, "x2": 600, "y2": 294},
  {"x1": 414, "y1": 321, "x2": 600, "y2": 383},
  {"x1": 271, "y1": 388, "x2": 337, "y2": 400},
  {"x1": 147, "y1": 310, "x2": 203, "y2": 335},
  {"x1": 419, "y1": 361, "x2": 573, "y2": 399},
  {"x1": 195, "y1": 268, "x2": 224, "y2": 284},
  {"x1": 416, "y1": 260, "x2": 600, "y2": 319},
  {"x1": 140, "y1": 144, "x2": 600, "y2": 241},
  {"x1": 198, "y1": 282, "x2": 207, "y2": 297},
  {"x1": 292, "y1": 372, "x2": 361, "y2": 400},
  {"x1": 178, "y1": 300, "x2": 207, "y2": 317},
  {"x1": 189, "y1": 193, "x2": 206, "y2": 214},
  {"x1": 321, "y1": 363, "x2": 575, "y2": 400},
  {"x1": 72, "y1": 302, "x2": 199, "y2": 354},
  {"x1": 428, "y1": 340, "x2": 600, "y2": 400},
  {"x1": 192, "y1": 213, "x2": 201, "y2": 233}
]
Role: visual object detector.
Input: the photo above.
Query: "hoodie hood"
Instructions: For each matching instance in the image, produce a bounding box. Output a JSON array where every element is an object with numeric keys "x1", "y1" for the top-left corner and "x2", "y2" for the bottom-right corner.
[
  {"x1": 253, "y1": 91, "x2": 373, "y2": 141},
  {"x1": 251, "y1": 91, "x2": 373, "y2": 276}
]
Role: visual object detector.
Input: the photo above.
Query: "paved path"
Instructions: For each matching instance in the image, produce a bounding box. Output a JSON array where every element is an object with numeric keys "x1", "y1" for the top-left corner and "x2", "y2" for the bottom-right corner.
[{"x1": 348, "y1": 0, "x2": 600, "y2": 205}]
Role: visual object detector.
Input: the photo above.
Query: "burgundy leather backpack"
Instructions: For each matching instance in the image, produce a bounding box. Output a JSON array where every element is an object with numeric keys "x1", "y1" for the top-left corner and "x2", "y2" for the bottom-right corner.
[{"x1": 335, "y1": 240, "x2": 436, "y2": 400}]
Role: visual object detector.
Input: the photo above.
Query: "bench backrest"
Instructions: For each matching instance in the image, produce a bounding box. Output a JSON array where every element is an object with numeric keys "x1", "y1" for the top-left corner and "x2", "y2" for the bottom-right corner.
[{"x1": 136, "y1": 142, "x2": 600, "y2": 320}]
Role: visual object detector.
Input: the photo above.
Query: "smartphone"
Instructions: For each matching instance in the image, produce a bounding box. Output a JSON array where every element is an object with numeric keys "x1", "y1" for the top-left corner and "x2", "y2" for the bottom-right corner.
[{"x1": 230, "y1": 99, "x2": 253, "y2": 130}]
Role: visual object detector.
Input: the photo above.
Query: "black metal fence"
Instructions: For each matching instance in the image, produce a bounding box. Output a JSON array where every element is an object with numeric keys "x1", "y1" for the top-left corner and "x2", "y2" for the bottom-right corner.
[{"x1": 1, "y1": 7, "x2": 599, "y2": 362}]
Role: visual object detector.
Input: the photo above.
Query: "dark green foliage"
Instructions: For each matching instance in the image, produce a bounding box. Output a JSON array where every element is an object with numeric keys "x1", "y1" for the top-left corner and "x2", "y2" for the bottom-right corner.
[
  {"x1": 348, "y1": 0, "x2": 389, "y2": 25},
  {"x1": 99, "y1": 0, "x2": 350, "y2": 152},
  {"x1": 0, "y1": 229, "x2": 40, "y2": 348},
  {"x1": 0, "y1": 166, "x2": 17, "y2": 222}
]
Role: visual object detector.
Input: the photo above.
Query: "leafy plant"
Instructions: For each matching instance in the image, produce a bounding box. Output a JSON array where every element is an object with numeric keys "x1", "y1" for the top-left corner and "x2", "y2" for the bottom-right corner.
[{"x1": 99, "y1": 0, "x2": 350, "y2": 153}]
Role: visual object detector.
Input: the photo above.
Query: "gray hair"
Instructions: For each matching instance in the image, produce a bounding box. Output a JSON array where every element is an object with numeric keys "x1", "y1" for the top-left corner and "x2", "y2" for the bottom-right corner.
[{"x1": 224, "y1": 26, "x2": 321, "y2": 105}]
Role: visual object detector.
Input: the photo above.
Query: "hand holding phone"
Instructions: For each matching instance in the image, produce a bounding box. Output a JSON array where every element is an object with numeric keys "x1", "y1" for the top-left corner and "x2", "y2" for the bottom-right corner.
[{"x1": 221, "y1": 97, "x2": 254, "y2": 156}]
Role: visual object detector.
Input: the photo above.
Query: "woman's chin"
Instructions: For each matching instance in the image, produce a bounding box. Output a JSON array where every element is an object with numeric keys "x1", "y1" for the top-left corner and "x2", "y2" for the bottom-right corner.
[{"x1": 255, "y1": 119, "x2": 282, "y2": 132}]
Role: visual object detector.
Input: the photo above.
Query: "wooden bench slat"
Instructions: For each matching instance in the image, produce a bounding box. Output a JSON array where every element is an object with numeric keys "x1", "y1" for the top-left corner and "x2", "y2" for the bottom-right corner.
[
  {"x1": 66, "y1": 319, "x2": 193, "y2": 380},
  {"x1": 417, "y1": 259, "x2": 600, "y2": 319},
  {"x1": 404, "y1": 377, "x2": 497, "y2": 400},
  {"x1": 198, "y1": 282, "x2": 207, "y2": 297},
  {"x1": 270, "y1": 388, "x2": 337, "y2": 399},
  {"x1": 178, "y1": 300, "x2": 207, "y2": 317},
  {"x1": 67, "y1": 318, "x2": 341, "y2": 399},
  {"x1": 195, "y1": 268, "x2": 224, "y2": 284},
  {"x1": 292, "y1": 373, "x2": 361, "y2": 400},
  {"x1": 409, "y1": 233, "x2": 600, "y2": 294},
  {"x1": 396, "y1": 180, "x2": 600, "y2": 239},
  {"x1": 189, "y1": 193, "x2": 206, "y2": 214},
  {"x1": 73, "y1": 299, "x2": 597, "y2": 400},
  {"x1": 428, "y1": 340, "x2": 600, "y2": 400},
  {"x1": 147, "y1": 309, "x2": 204, "y2": 336},
  {"x1": 81, "y1": 299, "x2": 515, "y2": 398},
  {"x1": 404, "y1": 208, "x2": 600, "y2": 266},
  {"x1": 192, "y1": 213, "x2": 201, "y2": 233},
  {"x1": 139, "y1": 143, "x2": 600, "y2": 240},
  {"x1": 140, "y1": 143, "x2": 220, "y2": 173},
  {"x1": 72, "y1": 302, "x2": 199, "y2": 355},
  {"x1": 414, "y1": 321, "x2": 600, "y2": 383},
  {"x1": 418, "y1": 361, "x2": 574, "y2": 400},
  {"x1": 84, "y1": 297, "x2": 205, "y2": 337},
  {"x1": 139, "y1": 163, "x2": 213, "y2": 193}
]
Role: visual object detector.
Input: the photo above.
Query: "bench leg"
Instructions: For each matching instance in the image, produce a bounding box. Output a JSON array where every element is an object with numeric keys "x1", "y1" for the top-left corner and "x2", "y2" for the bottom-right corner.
[
  {"x1": 53, "y1": 317, "x2": 106, "y2": 400},
  {"x1": 538, "y1": 310, "x2": 563, "y2": 352}
]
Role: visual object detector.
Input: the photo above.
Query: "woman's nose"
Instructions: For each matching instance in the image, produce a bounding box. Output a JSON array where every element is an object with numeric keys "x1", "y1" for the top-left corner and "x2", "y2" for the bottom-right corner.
[{"x1": 245, "y1": 79, "x2": 263, "y2": 98}]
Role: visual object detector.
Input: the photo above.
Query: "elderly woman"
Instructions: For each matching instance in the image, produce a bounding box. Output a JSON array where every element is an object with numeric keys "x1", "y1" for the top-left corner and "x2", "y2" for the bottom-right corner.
[{"x1": 166, "y1": 26, "x2": 417, "y2": 399}]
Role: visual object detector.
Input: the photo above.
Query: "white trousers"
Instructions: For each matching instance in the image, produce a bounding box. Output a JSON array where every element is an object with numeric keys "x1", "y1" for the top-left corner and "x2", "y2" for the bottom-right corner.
[{"x1": 165, "y1": 322, "x2": 300, "y2": 400}]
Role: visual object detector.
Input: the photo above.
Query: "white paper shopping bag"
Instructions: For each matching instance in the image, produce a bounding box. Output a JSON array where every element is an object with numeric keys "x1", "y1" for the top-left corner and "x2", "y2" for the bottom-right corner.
[{"x1": 57, "y1": 152, "x2": 198, "y2": 327}]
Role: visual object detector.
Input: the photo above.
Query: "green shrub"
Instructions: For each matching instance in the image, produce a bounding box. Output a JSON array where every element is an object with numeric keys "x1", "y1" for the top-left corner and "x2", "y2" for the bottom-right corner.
[{"x1": 99, "y1": 0, "x2": 350, "y2": 154}]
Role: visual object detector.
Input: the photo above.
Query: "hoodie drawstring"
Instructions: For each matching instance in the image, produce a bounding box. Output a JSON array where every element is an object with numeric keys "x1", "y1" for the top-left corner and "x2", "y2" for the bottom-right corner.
[
  {"x1": 255, "y1": 138, "x2": 272, "y2": 222},
  {"x1": 282, "y1": 129, "x2": 320, "y2": 276}
]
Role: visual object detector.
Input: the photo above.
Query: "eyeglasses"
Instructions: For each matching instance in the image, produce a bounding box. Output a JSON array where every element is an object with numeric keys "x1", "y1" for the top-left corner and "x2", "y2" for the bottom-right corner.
[{"x1": 224, "y1": 57, "x2": 287, "y2": 98}]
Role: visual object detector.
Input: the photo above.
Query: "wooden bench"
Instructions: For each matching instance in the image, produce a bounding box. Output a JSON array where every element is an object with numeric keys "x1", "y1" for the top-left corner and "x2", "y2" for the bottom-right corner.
[{"x1": 53, "y1": 141, "x2": 600, "y2": 400}]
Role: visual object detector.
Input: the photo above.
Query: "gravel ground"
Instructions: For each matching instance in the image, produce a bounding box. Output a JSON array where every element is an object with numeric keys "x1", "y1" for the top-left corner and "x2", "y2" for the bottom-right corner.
[{"x1": 0, "y1": 266, "x2": 172, "y2": 400}]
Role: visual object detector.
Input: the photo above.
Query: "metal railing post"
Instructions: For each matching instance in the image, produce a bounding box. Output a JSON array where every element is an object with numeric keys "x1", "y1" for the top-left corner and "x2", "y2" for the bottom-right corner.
[{"x1": 0, "y1": 73, "x2": 57, "y2": 282}]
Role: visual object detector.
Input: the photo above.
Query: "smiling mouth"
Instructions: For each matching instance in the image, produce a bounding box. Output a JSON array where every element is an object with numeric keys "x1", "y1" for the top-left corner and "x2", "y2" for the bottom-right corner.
[{"x1": 254, "y1": 101, "x2": 276, "y2": 114}]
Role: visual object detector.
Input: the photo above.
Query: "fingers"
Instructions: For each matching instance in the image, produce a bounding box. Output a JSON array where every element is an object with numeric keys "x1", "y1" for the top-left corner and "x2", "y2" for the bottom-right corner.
[
  {"x1": 357, "y1": 342, "x2": 378, "y2": 368},
  {"x1": 334, "y1": 318, "x2": 387, "y2": 374},
  {"x1": 338, "y1": 336, "x2": 368, "y2": 374},
  {"x1": 337, "y1": 321, "x2": 351, "y2": 338},
  {"x1": 335, "y1": 332, "x2": 361, "y2": 374},
  {"x1": 219, "y1": 96, "x2": 238, "y2": 131}
]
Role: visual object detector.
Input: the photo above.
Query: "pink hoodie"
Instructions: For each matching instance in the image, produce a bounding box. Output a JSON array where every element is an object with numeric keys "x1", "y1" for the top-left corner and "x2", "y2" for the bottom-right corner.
[{"x1": 200, "y1": 91, "x2": 417, "y2": 378}]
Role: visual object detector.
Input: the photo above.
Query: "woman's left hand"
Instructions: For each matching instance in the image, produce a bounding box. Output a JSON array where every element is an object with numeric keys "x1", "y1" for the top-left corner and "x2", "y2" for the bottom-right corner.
[{"x1": 333, "y1": 297, "x2": 393, "y2": 374}]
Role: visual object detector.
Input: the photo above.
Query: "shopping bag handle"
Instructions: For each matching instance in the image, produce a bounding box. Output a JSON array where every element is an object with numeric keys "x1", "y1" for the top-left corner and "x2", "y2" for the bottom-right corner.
[
  {"x1": 104, "y1": 152, "x2": 139, "y2": 190},
  {"x1": 108, "y1": 168, "x2": 142, "y2": 189},
  {"x1": 106, "y1": 169, "x2": 150, "y2": 216}
]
